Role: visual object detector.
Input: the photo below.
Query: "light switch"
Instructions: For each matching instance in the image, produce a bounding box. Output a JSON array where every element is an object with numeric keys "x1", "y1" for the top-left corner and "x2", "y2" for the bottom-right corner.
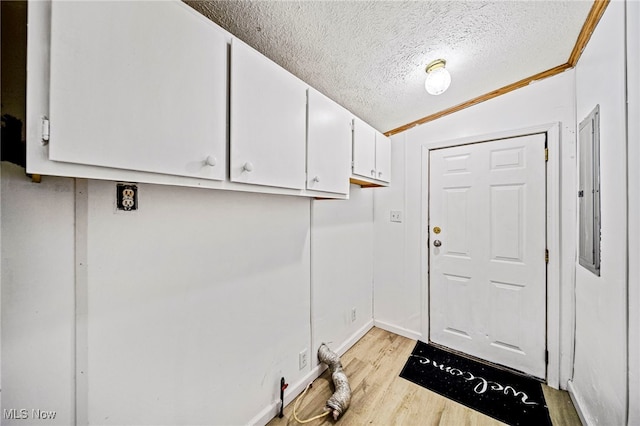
[{"x1": 390, "y1": 210, "x2": 402, "y2": 223}]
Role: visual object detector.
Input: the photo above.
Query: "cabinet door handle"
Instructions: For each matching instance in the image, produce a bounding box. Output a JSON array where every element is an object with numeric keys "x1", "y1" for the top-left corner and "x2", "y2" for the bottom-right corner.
[
  {"x1": 371, "y1": 169, "x2": 376, "y2": 176},
  {"x1": 378, "y1": 171, "x2": 382, "y2": 177},
  {"x1": 205, "y1": 156, "x2": 217, "y2": 167},
  {"x1": 313, "y1": 176, "x2": 320, "y2": 183},
  {"x1": 243, "y1": 162, "x2": 254, "y2": 172}
]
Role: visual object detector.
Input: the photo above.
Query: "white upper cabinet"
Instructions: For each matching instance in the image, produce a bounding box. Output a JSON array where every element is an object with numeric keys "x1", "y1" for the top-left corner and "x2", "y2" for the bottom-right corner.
[
  {"x1": 375, "y1": 133, "x2": 391, "y2": 183},
  {"x1": 352, "y1": 117, "x2": 391, "y2": 185},
  {"x1": 28, "y1": 1, "x2": 380, "y2": 198},
  {"x1": 48, "y1": 1, "x2": 227, "y2": 180},
  {"x1": 230, "y1": 39, "x2": 307, "y2": 190},
  {"x1": 307, "y1": 89, "x2": 352, "y2": 195},
  {"x1": 352, "y1": 118, "x2": 377, "y2": 179}
]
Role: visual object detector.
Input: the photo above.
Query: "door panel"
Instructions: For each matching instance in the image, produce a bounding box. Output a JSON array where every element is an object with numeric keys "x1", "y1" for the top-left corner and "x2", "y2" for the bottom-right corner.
[
  {"x1": 230, "y1": 39, "x2": 307, "y2": 190},
  {"x1": 49, "y1": 1, "x2": 227, "y2": 180},
  {"x1": 429, "y1": 133, "x2": 546, "y2": 378},
  {"x1": 375, "y1": 133, "x2": 391, "y2": 183},
  {"x1": 443, "y1": 187, "x2": 472, "y2": 257},
  {"x1": 490, "y1": 185, "x2": 524, "y2": 262},
  {"x1": 307, "y1": 89, "x2": 352, "y2": 195},
  {"x1": 352, "y1": 119, "x2": 376, "y2": 179}
]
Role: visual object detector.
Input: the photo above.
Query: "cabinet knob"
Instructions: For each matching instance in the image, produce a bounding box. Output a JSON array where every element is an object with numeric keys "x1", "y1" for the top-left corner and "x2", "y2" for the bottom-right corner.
[
  {"x1": 243, "y1": 162, "x2": 254, "y2": 172},
  {"x1": 313, "y1": 176, "x2": 320, "y2": 183},
  {"x1": 205, "y1": 156, "x2": 217, "y2": 167}
]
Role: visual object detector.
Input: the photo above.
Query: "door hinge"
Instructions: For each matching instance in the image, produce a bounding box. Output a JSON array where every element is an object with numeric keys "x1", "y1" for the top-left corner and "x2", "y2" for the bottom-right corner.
[
  {"x1": 544, "y1": 148, "x2": 548, "y2": 162},
  {"x1": 545, "y1": 249, "x2": 549, "y2": 264},
  {"x1": 41, "y1": 117, "x2": 50, "y2": 145},
  {"x1": 545, "y1": 350, "x2": 549, "y2": 364}
]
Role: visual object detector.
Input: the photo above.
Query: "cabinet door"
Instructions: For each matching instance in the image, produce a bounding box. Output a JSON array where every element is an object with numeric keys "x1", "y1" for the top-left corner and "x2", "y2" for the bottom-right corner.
[
  {"x1": 49, "y1": 1, "x2": 226, "y2": 180},
  {"x1": 375, "y1": 133, "x2": 391, "y2": 183},
  {"x1": 230, "y1": 39, "x2": 307, "y2": 190},
  {"x1": 352, "y1": 118, "x2": 376, "y2": 179},
  {"x1": 307, "y1": 89, "x2": 352, "y2": 195}
]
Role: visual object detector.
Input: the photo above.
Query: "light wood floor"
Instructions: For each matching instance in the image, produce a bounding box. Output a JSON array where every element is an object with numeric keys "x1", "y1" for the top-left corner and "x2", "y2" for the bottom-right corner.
[{"x1": 268, "y1": 327, "x2": 581, "y2": 426}]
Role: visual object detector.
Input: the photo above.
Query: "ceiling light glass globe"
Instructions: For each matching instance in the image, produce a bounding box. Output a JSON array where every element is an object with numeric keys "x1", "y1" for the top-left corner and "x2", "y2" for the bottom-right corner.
[{"x1": 425, "y1": 67, "x2": 451, "y2": 95}]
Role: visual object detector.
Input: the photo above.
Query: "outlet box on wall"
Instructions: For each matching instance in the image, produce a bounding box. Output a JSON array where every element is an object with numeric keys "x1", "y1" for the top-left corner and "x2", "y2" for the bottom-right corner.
[
  {"x1": 299, "y1": 349, "x2": 308, "y2": 370},
  {"x1": 390, "y1": 210, "x2": 402, "y2": 223},
  {"x1": 116, "y1": 183, "x2": 138, "y2": 211}
]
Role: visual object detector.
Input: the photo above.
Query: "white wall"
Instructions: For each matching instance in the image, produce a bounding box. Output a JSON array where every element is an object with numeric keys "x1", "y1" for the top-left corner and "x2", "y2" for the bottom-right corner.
[
  {"x1": 570, "y1": 2, "x2": 628, "y2": 425},
  {"x1": 1, "y1": 162, "x2": 76, "y2": 425},
  {"x1": 311, "y1": 185, "x2": 374, "y2": 358},
  {"x1": 627, "y1": 1, "x2": 640, "y2": 424},
  {"x1": 81, "y1": 181, "x2": 312, "y2": 426},
  {"x1": 1, "y1": 170, "x2": 375, "y2": 425},
  {"x1": 373, "y1": 134, "x2": 420, "y2": 339},
  {"x1": 374, "y1": 69, "x2": 578, "y2": 386}
]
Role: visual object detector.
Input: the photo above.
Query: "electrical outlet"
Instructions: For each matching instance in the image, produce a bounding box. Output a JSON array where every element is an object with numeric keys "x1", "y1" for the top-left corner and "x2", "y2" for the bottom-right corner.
[
  {"x1": 116, "y1": 183, "x2": 138, "y2": 211},
  {"x1": 390, "y1": 210, "x2": 402, "y2": 223},
  {"x1": 299, "y1": 349, "x2": 308, "y2": 370},
  {"x1": 351, "y1": 307, "x2": 357, "y2": 322}
]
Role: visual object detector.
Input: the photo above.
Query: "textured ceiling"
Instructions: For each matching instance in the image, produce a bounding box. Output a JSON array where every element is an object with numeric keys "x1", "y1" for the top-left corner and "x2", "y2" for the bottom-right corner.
[{"x1": 186, "y1": 1, "x2": 593, "y2": 134}]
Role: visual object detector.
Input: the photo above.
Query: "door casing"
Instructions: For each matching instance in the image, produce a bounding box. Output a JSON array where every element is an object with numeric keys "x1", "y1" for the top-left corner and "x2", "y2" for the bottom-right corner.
[
  {"x1": 419, "y1": 123, "x2": 565, "y2": 389},
  {"x1": 428, "y1": 133, "x2": 547, "y2": 378}
]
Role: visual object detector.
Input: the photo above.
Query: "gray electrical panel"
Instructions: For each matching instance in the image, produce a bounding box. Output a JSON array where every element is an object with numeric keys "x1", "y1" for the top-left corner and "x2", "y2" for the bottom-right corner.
[{"x1": 578, "y1": 105, "x2": 601, "y2": 276}]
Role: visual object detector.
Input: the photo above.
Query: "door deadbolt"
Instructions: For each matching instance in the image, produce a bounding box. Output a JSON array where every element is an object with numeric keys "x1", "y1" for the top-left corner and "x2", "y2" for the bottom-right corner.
[{"x1": 433, "y1": 226, "x2": 441, "y2": 234}]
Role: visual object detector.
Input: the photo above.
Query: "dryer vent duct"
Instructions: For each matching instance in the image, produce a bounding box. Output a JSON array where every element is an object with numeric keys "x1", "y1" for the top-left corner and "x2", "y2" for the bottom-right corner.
[{"x1": 318, "y1": 343, "x2": 351, "y2": 420}]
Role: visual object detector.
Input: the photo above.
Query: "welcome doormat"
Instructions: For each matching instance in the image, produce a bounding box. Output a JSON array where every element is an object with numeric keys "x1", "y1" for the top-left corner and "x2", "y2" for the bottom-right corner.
[{"x1": 400, "y1": 341, "x2": 552, "y2": 426}]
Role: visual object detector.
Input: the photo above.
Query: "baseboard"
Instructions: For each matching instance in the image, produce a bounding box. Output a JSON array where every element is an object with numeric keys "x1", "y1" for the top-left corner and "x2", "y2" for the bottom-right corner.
[
  {"x1": 248, "y1": 320, "x2": 374, "y2": 426},
  {"x1": 373, "y1": 320, "x2": 422, "y2": 341},
  {"x1": 247, "y1": 364, "x2": 323, "y2": 426},
  {"x1": 567, "y1": 379, "x2": 591, "y2": 426},
  {"x1": 334, "y1": 319, "x2": 375, "y2": 358}
]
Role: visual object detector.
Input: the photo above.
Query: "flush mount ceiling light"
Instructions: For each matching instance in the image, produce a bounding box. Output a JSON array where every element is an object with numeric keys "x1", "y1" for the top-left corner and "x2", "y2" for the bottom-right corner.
[{"x1": 424, "y1": 59, "x2": 451, "y2": 95}]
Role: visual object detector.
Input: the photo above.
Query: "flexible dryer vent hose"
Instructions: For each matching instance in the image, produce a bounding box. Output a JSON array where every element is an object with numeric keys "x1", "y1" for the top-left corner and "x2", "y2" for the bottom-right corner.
[{"x1": 318, "y1": 343, "x2": 351, "y2": 420}]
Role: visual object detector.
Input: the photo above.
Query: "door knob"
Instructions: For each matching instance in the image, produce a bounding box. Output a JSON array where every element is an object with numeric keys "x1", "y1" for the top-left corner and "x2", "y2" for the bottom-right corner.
[{"x1": 433, "y1": 240, "x2": 442, "y2": 247}]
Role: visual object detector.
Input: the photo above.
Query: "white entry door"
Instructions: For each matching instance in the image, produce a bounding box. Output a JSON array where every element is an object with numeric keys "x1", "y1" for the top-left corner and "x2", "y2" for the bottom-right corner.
[{"x1": 429, "y1": 133, "x2": 547, "y2": 378}]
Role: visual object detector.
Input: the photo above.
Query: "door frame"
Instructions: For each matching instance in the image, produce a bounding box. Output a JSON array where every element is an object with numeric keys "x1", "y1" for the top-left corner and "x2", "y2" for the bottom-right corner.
[{"x1": 419, "y1": 123, "x2": 564, "y2": 388}]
